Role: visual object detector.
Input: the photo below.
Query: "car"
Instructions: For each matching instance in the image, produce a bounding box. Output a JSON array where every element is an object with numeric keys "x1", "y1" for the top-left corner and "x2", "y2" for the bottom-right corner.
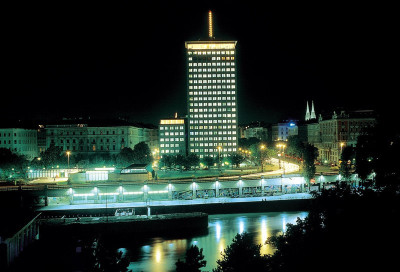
[{"x1": 115, "y1": 208, "x2": 134, "y2": 216}]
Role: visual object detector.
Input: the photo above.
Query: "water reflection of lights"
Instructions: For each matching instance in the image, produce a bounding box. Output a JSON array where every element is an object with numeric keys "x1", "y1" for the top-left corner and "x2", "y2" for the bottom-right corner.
[
  {"x1": 261, "y1": 218, "x2": 268, "y2": 242},
  {"x1": 216, "y1": 222, "x2": 221, "y2": 240},
  {"x1": 282, "y1": 216, "x2": 287, "y2": 233},
  {"x1": 239, "y1": 219, "x2": 245, "y2": 234},
  {"x1": 154, "y1": 244, "x2": 162, "y2": 263},
  {"x1": 259, "y1": 217, "x2": 271, "y2": 255},
  {"x1": 218, "y1": 238, "x2": 226, "y2": 255}
]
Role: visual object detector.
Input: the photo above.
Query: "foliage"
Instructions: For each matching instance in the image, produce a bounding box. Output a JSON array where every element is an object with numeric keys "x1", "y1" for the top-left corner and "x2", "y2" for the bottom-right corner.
[
  {"x1": 83, "y1": 238, "x2": 131, "y2": 272},
  {"x1": 339, "y1": 146, "x2": 355, "y2": 181},
  {"x1": 264, "y1": 186, "x2": 400, "y2": 272},
  {"x1": 159, "y1": 155, "x2": 175, "y2": 169},
  {"x1": 116, "y1": 147, "x2": 135, "y2": 167},
  {"x1": 213, "y1": 232, "x2": 267, "y2": 272},
  {"x1": 132, "y1": 142, "x2": 152, "y2": 164},
  {"x1": 38, "y1": 143, "x2": 65, "y2": 168},
  {"x1": 302, "y1": 143, "x2": 318, "y2": 184},
  {"x1": 201, "y1": 156, "x2": 215, "y2": 168},
  {"x1": 0, "y1": 148, "x2": 28, "y2": 179},
  {"x1": 286, "y1": 136, "x2": 304, "y2": 158},
  {"x1": 238, "y1": 137, "x2": 261, "y2": 149},
  {"x1": 226, "y1": 152, "x2": 244, "y2": 168},
  {"x1": 184, "y1": 153, "x2": 200, "y2": 170},
  {"x1": 175, "y1": 245, "x2": 206, "y2": 272}
]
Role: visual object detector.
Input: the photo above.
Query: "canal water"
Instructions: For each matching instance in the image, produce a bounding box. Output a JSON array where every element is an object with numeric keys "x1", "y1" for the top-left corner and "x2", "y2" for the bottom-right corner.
[{"x1": 117, "y1": 211, "x2": 308, "y2": 272}]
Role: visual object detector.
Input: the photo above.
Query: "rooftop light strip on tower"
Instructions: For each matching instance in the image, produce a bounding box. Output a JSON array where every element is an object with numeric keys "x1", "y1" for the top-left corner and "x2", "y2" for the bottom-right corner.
[{"x1": 208, "y1": 10, "x2": 213, "y2": 38}]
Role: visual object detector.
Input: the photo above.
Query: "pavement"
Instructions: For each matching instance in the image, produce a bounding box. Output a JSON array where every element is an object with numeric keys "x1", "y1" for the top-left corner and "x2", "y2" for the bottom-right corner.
[{"x1": 38, "y1": 193, "x2": 313, "y2": 211}]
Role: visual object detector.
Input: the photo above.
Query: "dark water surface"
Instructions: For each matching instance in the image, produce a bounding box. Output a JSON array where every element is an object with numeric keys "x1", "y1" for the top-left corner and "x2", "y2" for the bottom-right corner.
[
  {"x1": 8, "y1": 211, "x2": 307, "y2": 272},
  {"x1": 120, "y1": 211, "x2": 308, "y2": 272}
]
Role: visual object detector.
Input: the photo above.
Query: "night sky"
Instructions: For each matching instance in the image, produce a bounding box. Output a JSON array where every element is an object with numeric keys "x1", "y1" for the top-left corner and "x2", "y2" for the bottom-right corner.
[{"x1": 3, "y1": 1, "x2": 395, "y2": 126}]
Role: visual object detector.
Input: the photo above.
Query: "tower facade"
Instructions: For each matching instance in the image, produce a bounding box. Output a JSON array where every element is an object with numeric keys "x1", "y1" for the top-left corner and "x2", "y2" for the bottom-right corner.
[{"x1": 185, "y1": 11, "x2": 238, "y2": 159}]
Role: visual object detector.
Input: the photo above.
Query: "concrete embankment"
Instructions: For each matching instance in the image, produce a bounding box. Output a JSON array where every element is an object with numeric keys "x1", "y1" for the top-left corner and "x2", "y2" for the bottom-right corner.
[{"x1": 40, "y1": 212, "x2": 209, "y2": 239}]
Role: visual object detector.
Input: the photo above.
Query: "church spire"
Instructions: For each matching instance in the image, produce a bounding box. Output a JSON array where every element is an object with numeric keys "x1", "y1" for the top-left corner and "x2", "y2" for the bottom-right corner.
[
  {"x1": 310, "y1": 100, "x2": 316, "y2": 119},
  {"x1": 305, "y1": 101, "x2": 311, "y2": 121}
]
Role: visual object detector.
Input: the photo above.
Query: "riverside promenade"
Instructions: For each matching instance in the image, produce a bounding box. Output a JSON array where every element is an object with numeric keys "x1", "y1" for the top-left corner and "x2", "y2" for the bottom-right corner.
[{"x1": 38, "y1": 192, "x2": 313, "y2": 214}]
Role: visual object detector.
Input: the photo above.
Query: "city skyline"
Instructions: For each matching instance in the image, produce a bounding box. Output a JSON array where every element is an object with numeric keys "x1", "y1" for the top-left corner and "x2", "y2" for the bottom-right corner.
[{"x1": 3, "y1": 1, "x2": 394, "y2": 126}]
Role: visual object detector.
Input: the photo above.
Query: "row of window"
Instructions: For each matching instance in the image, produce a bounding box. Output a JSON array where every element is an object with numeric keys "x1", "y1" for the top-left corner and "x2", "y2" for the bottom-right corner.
[
  {"x1": 62, "y1": 145, "x2": 118, "y2": 151},
  {"x1": 190, "y1": 137, "x2": 237, "y2": 142},
  {"x1": 161, "y1": 149, "x2": 184, "y2": 154},
  {"x1": 160, "y1": 138, "x2": 185, "y2": 142},
  {"x1": 189, "y1": 90, "x2": 235, "y2": 95},
  {"x1": 189, "y1": 68, "x2": 235, "y2": 73},
  {"x1": 190, "y1": 148, "x2": 237, "y2": 153},
  {"x1": 53, "y1": 138, "x2": 125, "y2": 144},
  {"x1": 0, "y1": 132, "x2": 36, "y2": 138},
  {"x1": 189, "y1": 79, "x2": 235, "y2": 84},
  {"x1": 189, "y1": 96, "x2": 236, "y2": 101},
  {"x1": 189, "y1": 73, "x2": 235, "y2": 78},
  {"x1": 160, "y1": 132, "x2": 185, "y2": 136},
  {"x1": 190, "y1": 125, "x2": 237, "y2": 130},
  {"x1": 189, "y1": 119, "x2": 237, "y2": 124},
  {"x1": 188, "y1": 51, "x2": 235, "y2": 55},
  {"x1": 159, "y1": 126, "x2": 185, "y2": 130},
  {"x1": 190, "y1": 125, "x2": 236, "y2": 130},
  {"x1": 189, "y1": 102, "x2": 236, "y2": 107},
  {"x1": 188, "y1": 62, "x2": 235, "y2": 67},
  {"x1": 160, "y1": 144, "x2": 181, "y2": 148},
  {"x1": 189, "y1": 56, "x2": 235, "y2": 61},
  {"x1": 0, "y1": 140, "x2": 36, "y2": 145},
  {"x1": 191, "y1": 114, "x2": 236, "y2": 118}
]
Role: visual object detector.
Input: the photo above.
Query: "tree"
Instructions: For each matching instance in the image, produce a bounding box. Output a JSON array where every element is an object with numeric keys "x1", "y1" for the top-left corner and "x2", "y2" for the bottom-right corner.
[
  {"x1": 339, "y1": 146, "x2": 355, "y2": 182},
  {"x1": 0, "y1": 148, "x2": 28, "y2": 179},
  {"x1": 286, "y1": 135, "x2": 304, "y2": 158},
  {"x1": 264, "y1": 187, "x2": 400, "y2": 272},
  {"x1": 116, "y1": 147, "x2": 135, "y2": 167},
  {"x1": 175, "y1": 245, "x2": 206, "y2": 272},
  {"x1": 201, "y1": 156, "x2": 215, "y2": 169},
  {"x1": 184, "y1": 153, "x2": 200, "y2": 170},
  {"x1": 132, "y1": 142, "x2": 152, "y2": 164},
  {"x1": 226, "y1": 153, "x2": 244, "y2": 168},
  {"x1": 83, "y1": 238, "x2": 131, "y2": 272},
  {"x1": 213, "y1": 232, "x2": 267, "y2": 272},
  {"x1": 159, "y1": 155, "x2": 174, "y2": 169},
  {"x1": 40, "y1": 143, "x2": 64, "y2": 168},
  {"x1": 302, "y1": 143, "x2": 318, "y2": 185},
  {"x1": 175, "y1": 154, "x2": 185, "y2": 171}
]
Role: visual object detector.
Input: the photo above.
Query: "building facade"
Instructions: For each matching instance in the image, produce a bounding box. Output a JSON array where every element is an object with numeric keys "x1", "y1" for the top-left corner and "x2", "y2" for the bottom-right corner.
[
  {"x1": 308, "y1": 110, "x2": 376, "y2": 164},
  {"x1": 185, "y1": 11, "x2": 238, "y2": 159},
  {"x1": 159, "y1": 117, "x2": 187, "y2": 156},
  {"x1": 243, "y1": 126, "x2": 268, "y2": 141},
  {"x1": 271, "y1": 121, "x2": 298, "y2": 142},
  {"x1": 0, "y1": 128, "x2": 38, "y2": 160},
  {"x1": 45, "y1": 123, "x2": 158, "y2": 155}
]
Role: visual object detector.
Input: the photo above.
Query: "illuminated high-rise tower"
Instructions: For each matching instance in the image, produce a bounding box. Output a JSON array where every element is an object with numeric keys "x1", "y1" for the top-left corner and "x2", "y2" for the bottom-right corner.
[{"x1": 185, "y1": 11, "x2": 238, "y2": 159}]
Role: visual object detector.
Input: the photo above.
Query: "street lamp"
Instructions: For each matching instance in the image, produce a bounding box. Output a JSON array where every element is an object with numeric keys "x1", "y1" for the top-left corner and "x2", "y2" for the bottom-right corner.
[
  {"x1": 66, "y1": 151, "x2": 71, "y2": 169},
  {"x1": 260, "y1": 144, "x2": 266, "y2": 172},
  {"x1": 217, "y1": 146, "x2": 222, "y2": 169}
]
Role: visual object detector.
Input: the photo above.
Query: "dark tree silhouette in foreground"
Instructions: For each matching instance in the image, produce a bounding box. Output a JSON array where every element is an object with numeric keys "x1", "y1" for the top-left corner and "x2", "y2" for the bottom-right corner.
[{"x1": 175, "y1": 245, "x2": 206, "y2": 272}]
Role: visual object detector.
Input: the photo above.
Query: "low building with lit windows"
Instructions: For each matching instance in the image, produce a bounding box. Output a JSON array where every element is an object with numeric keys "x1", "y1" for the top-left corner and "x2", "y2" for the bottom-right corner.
[
  {"x1": 271, "y1": 121, "x2": 298, "y2": 142},
  {"x1": 159, "y1": 117, "x2": 188, "y2": 157},
  {"x1": 308, "y1": 110, "x2": 376, "y2": 165},
  {"x1": 0, "y1": 128, "x2": 38, "y2": 160},
  {"x1": 45, "y1": 120, "x2": 158, "y2": 155}
]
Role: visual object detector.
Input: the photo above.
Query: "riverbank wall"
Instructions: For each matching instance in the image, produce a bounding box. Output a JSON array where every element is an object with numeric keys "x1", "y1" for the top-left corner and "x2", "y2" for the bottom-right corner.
[{"x1": 40, "y1": 212, "x2": 209, "y2": 239}]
